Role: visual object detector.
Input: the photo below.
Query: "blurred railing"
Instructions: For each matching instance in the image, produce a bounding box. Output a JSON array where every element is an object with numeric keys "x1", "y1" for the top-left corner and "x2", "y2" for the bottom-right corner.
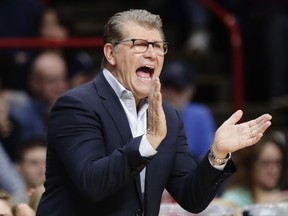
[
  {"x1": 0, "y1": 37, "x2": 104, "y2": 48},
  {"x1": 201, "y1": 0, "x2": 244, "y2": 112},
  {"x1": 0, "y1": 1, "x2": 244, "y2": 113}
]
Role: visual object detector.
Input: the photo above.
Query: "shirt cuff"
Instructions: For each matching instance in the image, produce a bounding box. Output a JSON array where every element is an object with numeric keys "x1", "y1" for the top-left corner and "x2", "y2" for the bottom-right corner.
[{"x1": 139, "y1": 135, "x2": 157, "y2": 157}]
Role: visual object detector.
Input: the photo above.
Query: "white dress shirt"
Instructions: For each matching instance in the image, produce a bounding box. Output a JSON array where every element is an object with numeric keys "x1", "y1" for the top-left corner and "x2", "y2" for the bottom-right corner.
[{"x1": 103, "y1": 68, "x2": 157, "y2": 194}]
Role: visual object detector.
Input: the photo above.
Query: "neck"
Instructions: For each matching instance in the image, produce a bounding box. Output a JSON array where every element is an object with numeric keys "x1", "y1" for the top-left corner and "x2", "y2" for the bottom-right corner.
[{"x1": 253, "y1": 185, "x2": 277, "y2": 203}]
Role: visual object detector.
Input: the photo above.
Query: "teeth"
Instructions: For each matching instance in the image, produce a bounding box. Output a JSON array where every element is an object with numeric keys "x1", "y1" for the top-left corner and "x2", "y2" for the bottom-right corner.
[{"x1": 145, "y1": 65, "x2": 154, "y2": 69}]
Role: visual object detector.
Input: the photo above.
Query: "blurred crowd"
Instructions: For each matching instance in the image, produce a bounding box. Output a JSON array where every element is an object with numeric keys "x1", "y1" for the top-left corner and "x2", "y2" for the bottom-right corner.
[
  {"x1": 0, "y1": 0, "x2": 288, "y2": 215},
  {"x1": 0, "y1": 0, "x2": 96, "y2": 214}
]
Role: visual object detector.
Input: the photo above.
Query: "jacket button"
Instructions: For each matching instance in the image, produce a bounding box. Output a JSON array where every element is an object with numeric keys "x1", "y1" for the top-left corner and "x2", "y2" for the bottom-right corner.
[{"x1": 135, "y1": 208, "x2": 142, "y2": 216}]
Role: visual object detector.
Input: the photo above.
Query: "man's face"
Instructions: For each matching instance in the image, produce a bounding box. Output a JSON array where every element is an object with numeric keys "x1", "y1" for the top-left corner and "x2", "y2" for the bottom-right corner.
[
  {"x1": 31, "y1": 54, "x2": 68, "y2": 106},
  {"x1": 111, "y1": 22, "x2": 165, "y2": 102}
]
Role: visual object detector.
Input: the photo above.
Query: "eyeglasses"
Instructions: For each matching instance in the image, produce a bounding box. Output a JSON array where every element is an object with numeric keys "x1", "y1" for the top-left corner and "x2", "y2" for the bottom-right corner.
[{"x1": 114, "y1": 39, "x2": 168, "y2": 56}]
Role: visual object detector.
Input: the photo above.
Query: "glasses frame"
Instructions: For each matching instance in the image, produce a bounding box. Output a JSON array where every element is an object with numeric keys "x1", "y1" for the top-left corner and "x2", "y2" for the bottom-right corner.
[{"x1": 114, "y1": 38, "x2": 168, "y2": 56}]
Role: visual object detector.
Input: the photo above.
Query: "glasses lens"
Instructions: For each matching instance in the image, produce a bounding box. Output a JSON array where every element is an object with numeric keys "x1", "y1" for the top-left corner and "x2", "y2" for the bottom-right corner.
[
  {"x1": 133, "y1": 39, "x2": 148, "y2": 53},
  {"x1": 156, "y1": 42, "x2": 168, "y2": 55},
  {"x1": 132, "y1": 39, "x2": 168, "y2": 55}
]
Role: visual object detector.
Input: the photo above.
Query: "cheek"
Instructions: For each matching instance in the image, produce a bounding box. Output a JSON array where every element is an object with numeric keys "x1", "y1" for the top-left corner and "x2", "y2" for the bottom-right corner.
[{"x1": 157, "y1": 60, "x2": 164, "y2": 74}]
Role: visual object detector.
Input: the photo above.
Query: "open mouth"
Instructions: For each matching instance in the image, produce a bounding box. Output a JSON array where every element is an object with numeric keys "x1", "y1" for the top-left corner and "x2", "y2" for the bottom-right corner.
[{"x1": 136, "y1": 65, "x2": 154, "y2": 80}]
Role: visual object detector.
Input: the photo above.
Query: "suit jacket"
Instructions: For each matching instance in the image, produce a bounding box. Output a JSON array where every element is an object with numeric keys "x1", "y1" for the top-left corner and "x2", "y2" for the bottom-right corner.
[{"x1": 36, "y1": 71, "x2": 236, "y2": 216}]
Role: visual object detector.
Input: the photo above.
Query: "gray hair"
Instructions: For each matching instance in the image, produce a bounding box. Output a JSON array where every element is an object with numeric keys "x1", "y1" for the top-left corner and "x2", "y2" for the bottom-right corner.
[{"x1": 101, "y1": 9, "x2": 165, "y2": 67}]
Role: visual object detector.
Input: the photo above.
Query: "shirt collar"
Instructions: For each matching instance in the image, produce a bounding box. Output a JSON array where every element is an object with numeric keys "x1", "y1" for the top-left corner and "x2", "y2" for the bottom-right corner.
[
  {"x1": 103, "y1": 68, "x2": 148, "y2": 106},
  {"x1": 103, "y1": 68, "x2": 126, "y2": 99}
]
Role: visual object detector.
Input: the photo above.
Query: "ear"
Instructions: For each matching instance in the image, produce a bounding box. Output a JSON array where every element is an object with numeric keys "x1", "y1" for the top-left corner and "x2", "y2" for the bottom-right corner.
[{"x1": 103, "y1": 43, "x2": 116, "y2": 65}]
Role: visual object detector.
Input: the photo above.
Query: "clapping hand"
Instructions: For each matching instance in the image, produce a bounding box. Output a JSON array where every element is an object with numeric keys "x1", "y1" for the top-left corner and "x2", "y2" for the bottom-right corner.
[
  {"x1": 212, "y1": 110, "x2": 272, "y2": 158},
  {"x1": 147, "y1": 77, "x2": 167, "y2": 149}
]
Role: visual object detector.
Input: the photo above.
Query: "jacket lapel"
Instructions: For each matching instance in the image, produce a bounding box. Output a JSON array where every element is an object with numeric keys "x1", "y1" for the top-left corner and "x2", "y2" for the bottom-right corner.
[
  {"x1": 93, "y1": 72, "x2": 132, "y2": 143},
  {"x1": 93, "y1": 72, "x2": 144, "y2": 208}
]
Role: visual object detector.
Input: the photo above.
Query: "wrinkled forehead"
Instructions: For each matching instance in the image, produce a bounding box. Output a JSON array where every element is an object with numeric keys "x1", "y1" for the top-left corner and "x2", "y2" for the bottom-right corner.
[{"x1": 121, "y1": 21, "x2": 163, "y2": 40}]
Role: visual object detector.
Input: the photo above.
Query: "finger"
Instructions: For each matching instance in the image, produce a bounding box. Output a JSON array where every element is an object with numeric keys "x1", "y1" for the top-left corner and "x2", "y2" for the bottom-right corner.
[
  {"x1": 247, "y1": 121, "x2": 271, "y2": 146},
  {"x1": 223, "y1": 109, "x2": 243, "y2": 126},
  {"x1": 148, "y1": 78, "x2": 159, "y2": 108},
  {"x1": 249, "y1": 114, "x2": 272, "y2": 137},
  {"x1": 247, "y1": 133, "x2": 263, "y2": 146},
  {"x1": 148, "y1": 78, "x2": 156, "y2": 101},
  {"x1": 148, "y1": 78, "x2": 161, "y2": 131},
  {"x1": 154, "y1": 77, "x2": 161, "y2": 91},
  {"x1": 148, "y1": 79, "x2": 156, "y2": 127},
  {"x1": 247, "y1": 114, "x2": 272, "y2": 129},
  {"x1": 154, "y1": 77, "x2": 162, "y2": 109},
  {"x1": 257, "y1": 120, "x2": 272, "y2": 135}
]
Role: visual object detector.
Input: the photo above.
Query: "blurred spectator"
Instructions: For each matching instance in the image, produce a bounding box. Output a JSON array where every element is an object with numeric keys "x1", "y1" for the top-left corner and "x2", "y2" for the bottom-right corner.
[
  {"x1": 0, "y1": 0, "x2": 44, "y2": 90},
  {"x1": 0, "y1": 91, "x2": 13, "y2": 139},
  {"x1": 9, "y1": 51, "x2": 68, "y2": 150},
  {"x1": 182, "y1": 0, "x2": 211, "y2": 55},
  {"x1": 0, "y1": 190, "x2": 35, "y2": 216},
  {"x1": 0, "y1": 142, "x2": 28, "y2": 204},
  {"x1": 221, "y1": 130, "x2": 288, "y2": 208},
  {"x1": 37, "y1": 6, "x2": 95, "y2": 88},
  {"x1": 0, "y1": 86, "x2": 32, "y2": 160},
  {"x1": 27, "y1": 51, "x2": 68, "y2": 108},
  {"x1": 28, "y1": 184, "x2": 45, "y2": 212},
  {"x1": 15, "y1": 138, "x2": 47, "y2": 199},
  {"x1": 145, "y1": 0, "x2": 211, "y2": 55},
  {"x1": 160, "y1": 59, "x2": 216, "y2": 162},
  {"x1": 0, "y1": 190, "x2": 14, "y2": 216},
  {"x1": 14, "y1": 203, "x2": 36, "y2": 216}
]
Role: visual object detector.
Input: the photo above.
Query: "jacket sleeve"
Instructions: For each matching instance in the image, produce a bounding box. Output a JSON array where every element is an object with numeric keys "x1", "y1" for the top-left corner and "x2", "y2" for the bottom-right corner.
[
  {"x1": 47, "y1": 94, "x2": 151, "y2": 202},
  {"x1": 163, "y1": 105, "x2": 236, "y2": 214}
]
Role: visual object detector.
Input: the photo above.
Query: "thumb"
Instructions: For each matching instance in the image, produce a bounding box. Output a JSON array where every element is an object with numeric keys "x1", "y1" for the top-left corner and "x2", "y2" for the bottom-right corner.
[{"x1": 224, "y1": 110, "x2": 243, "y2": 126}]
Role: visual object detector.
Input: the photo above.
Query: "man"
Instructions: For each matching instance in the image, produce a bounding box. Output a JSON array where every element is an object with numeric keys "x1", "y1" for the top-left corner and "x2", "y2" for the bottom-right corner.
[
  {"x1": 36, "y1": 9, "x2": 272, "y2": 216},
  {"x1": 15, "y1": 138, "x2": 47, "y2": 198},
  {"x1": 10, "y1": 51, "x2": 68, "y2": 146}
]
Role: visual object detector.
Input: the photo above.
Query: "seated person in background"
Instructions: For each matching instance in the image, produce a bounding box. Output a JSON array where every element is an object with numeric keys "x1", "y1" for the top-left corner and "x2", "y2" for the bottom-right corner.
[
  {"x1": 29, "y1": 184, "x2": 45, "y2": 212},
  {"x1": 0, "y1": 141, "x2": 28, "y2": 205},
  {"x1": 0, "y1": 86, "x2": 29, "y2": 161},
  {"x1": 0, "y1": 189, "x2": 35, "y2": 216},
  {"x1": 15, "y1": 139, "x2": 47, "y2": 199},
  {"x1": 9, "y1": 51, "x2": 68, "y2": 148},
  {"x1": 0, "y1": 190, "x2": 14, "y2": 216},
  {"x1": 38, "y1": 6, "x2": 95, "y2": 88},
  {"x1": 221, "y1": 130, "x2": 288, "y2": 208},
  {"x1": 160, "y1": 59, "x2": 216, "y2": 162}
]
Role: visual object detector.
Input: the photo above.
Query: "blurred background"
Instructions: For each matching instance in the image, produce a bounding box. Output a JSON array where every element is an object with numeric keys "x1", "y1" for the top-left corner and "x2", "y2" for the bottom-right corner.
[
  {"x1": 1, "y1": 0, "x2": 288, "y2": 129},
  {"x1": 1, "y1": 0, "x2": 288, "y2": 214}
]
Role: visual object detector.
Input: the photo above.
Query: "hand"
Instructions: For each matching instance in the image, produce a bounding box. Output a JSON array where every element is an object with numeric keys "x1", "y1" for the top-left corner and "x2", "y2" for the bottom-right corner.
[
  {"x1": 14, "y1": 203, "x2": 35, "y2": 216},
  {"x1": 212, "y1": 110, "x2": 272, "y2": 158},
  {"x1": 146, "y1": 77, "x2": 167, "y2": 149}
]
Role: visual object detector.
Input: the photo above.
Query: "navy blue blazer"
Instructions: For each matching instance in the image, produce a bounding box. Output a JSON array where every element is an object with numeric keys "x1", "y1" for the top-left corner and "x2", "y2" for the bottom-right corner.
[{"x1": 36, "y1": 71, "x2": 235, "y2": 216}]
